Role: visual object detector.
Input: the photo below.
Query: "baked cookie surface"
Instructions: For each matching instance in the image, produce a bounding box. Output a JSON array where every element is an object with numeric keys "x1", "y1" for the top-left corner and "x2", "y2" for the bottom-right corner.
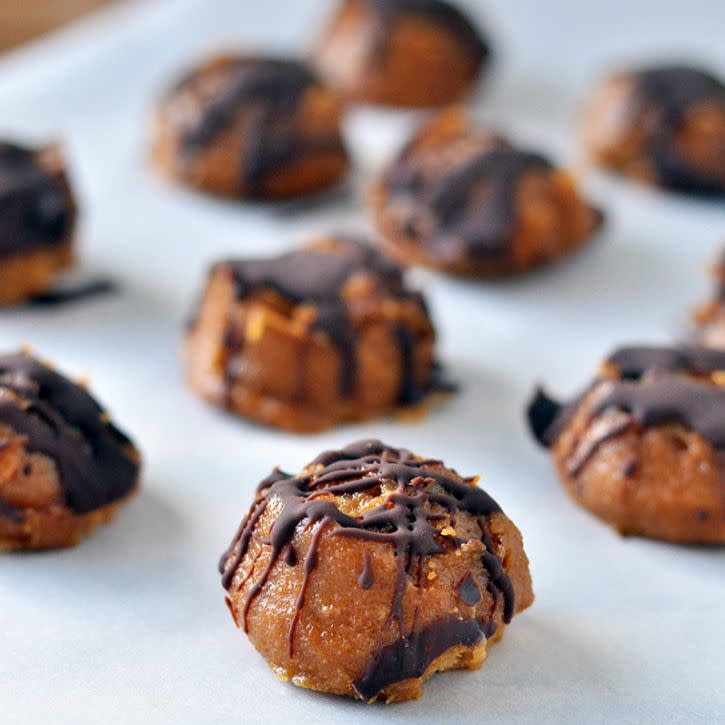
[
  {"x1": 581, "y1": 64, "x2": 725, "y2": 195},
  {"x1": 186, "y1": 236, "x2": 444, "y2": 432},
  {"x1": 219, "y1": 439, "x2": 534, "y2": 703},
  {"x1": 370, "y1": 108, "x2": 603, "y2": 276},
  {"x1": 0, "y1": 142, "x2": 77, "y2": 305},
  {"x1": 528, "y1": 345, "x2": 725, "y2": 544},
  {"x1": 153, "y1": 56, "x2": 349, "y2": 199},
  {"x1": 0, "y1": 351, "x2": 140, "y2": 550},
  {"x1": 314, "y1": 0, "x2": 491, "y2": 107}
]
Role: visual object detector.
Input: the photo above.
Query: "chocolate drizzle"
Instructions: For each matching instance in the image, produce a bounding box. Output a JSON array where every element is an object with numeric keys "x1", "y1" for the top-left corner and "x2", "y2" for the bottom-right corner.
[
  {"x1": 387, "y1": 144, "x2": 554, "y2": 261},
  {"x1": 457, "y1": 572, "x2": 481, "y2": 606},
  {"x1": 218, "y1": 239, "x2": 434, "y2": 400},
  {"x1": 174, "y1": 58, "x2": 344, "y2": 196},
  {"x1": 0, "y1": 143, "x2": 74, "y2": 257},
  {"x1": 0, "y1": 353, "x2": 139, "y2": 516},
  {"x1": 354, "y1": 615, "x2": 484, "y2": 702},
  {"x1": 219, "y1": 439, "x2": 513, "y2": 695},
  {"x1": 634, "y1": 65, "x2": 725, "y2": 194},
  {"x1": 358, "y1": 550, "x2": 374, "y2": 589},
  {"x1": 24, "y1": 278, "x2": 118, "y2": 308},
  {"x1": 528, "y1": 345, "x2": 725, "y2": 474},
  {"x1": 362, "y1": 0, "x2": 490, "y2": 64},
  {"x1": 608, "y1": 345, "x2": 725, "y2": 380},
  {"x1": 593, "y1": 375, "x2": 725, "y2": 451}
]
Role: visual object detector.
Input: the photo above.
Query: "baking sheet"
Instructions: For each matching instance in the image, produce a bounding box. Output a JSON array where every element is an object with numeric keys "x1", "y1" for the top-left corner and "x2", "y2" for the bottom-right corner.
[{"x1": 1, "y1": 1, "x2": 724, "y2": 723}]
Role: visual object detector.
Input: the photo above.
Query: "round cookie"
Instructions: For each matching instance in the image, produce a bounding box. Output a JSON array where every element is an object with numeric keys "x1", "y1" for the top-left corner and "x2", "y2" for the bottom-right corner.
[
  {"x1": 581, "y1": 64, "x2": 725, "y2": 195},
  {"x1": 0, "y1": 142, "x2": 77, "y2": 306},
  {"x1": 185, "y1": 236, "x2": 444, "y2": 432},
  {"x1": 219, "y1": 439, "x2": 534, "y2": 703},
  {"x1": 153, "y1": 56, "x2": 349, "y2": 199},
  {"x1": 0, "y1": 351, "x2": 140, "y2": 550},
  {"x1": 370, "y1": 108, "x2": 603, "y2": 276},
  {"x1": 314, "y1": 0, "x2": 491, "y2": 108},
  {"x1": 693, "y1": 250, "x2": 725, "y2": 349},
  {"x1": 528, "y1": 345, "x2": 725, "y2": 544}
]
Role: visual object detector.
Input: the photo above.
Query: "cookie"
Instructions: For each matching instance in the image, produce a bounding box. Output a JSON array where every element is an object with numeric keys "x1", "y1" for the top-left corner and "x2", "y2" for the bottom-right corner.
[
  {"x1": 581, "y1": 64, "x2": 725, "y2": 195},
  {"x1": 370, "y1": 108, "x2": 603, "y2": 276},
  {"x1": 693, "y1": 250, "x2": 725, "y2": 348},
  {"x1": 314, "y1": 0, "x2": 491, "y2": 107},
  {"x1": 219, "y1": 439, "x2": 534, "y2": 703},
  {"x1": 528, "y1": 345, "x2": 725, "y2": 544},
  {"x1": 153, "y1": 56, "x2": 349, "y2": 199},
  {"x1": 185, "y1": 236, "x2": 445, "y2": 432},
  {"x1": 0, "y1": 143, "x2": 77, "y2": 306},
  {"x1": 0, "y1": 352, "x2": 140, "y2": 550}
]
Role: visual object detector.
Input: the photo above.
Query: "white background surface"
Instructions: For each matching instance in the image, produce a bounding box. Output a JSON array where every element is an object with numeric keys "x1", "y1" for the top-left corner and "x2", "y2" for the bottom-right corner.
[{"x1": 1, "y1": 1, "x2": 724, "y2": 723}]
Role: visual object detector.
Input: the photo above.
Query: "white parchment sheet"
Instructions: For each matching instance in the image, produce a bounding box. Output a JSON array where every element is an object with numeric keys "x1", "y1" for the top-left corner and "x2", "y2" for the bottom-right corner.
[{"x1": 1, "y1": 1, "x2": 723, "y2": 723}]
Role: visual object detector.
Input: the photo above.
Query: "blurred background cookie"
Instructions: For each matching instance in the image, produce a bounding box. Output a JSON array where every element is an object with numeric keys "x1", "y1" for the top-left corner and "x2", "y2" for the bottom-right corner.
[
  {"x1": 185, "y1": 235, "x2": 446, "y2": 431},
  {"x1": 528, "y1": 345, "x2": 725, "y2": 544},
  {"x1": 581, "y1": 63, "x2": 725, "y2": 195},
  {"x1": 0, "y1": 351, "x2": 140, "y2": 550},
  {"x1": 0, "y1": 142, "x2": 77, "y2": 306},
  {"x1": 370, "y1": 108, "x2": 603, "y2": 276},
  {"x1": 153, "y1": 55, "x2": 349, "y2": 199},
  {"x1": 314, "y1": 0, "x2": 491, "y2": 107},
  {"x1": 693, "y1": 249, "x2": 725, "y2": 348},
  {"x1": 219, "y1": 439, "x2": 533, "y2": 703}
]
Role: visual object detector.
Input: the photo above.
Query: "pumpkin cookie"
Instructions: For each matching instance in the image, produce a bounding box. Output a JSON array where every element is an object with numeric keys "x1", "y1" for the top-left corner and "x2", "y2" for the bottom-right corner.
[
  {"x1": 153, "y1": 56, "x2": 349, "y2": 199},
  {"x1": 371, "y1": 108, "x2": 603, "y2": 276},
  {"x1": 185, "y1": 236, "x2": 445, "y2": 432},
  {"x1": 581, "y1": 64, "x2": 725, "y2": 195},
  {"x1": 219, "y1": 439, "x2": 534, "y2": 702},
  {"x1": 0, "y1": 142, "x2": 76, "y2": 306},
  {"x1": 314, "y1": 0, "x2": 491, "y2": 108},
  {"x1": 0, "y1": 351, "x2": 140, "y2": 550},
  {"x1": 528, "y1": 345, "x2": 725, "y2": 544}
]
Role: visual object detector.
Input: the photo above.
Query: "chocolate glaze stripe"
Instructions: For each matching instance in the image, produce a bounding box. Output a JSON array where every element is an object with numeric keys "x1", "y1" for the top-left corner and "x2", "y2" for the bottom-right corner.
[
  {"x1": 0, "y1": 143, "x2": 74, "y2": 257},
  {"x1": 0, "y1": 353, "x2": 139, "y2": 515},
  {"x1": 219, "y1": 440, "x2": 513, "y2": 671}
]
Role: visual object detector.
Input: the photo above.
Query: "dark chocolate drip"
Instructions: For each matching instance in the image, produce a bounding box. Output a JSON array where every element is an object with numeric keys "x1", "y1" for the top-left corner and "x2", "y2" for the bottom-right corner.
[
  {"x1": 0, "y1": 353, "x2": 139, "y2": 514},
  {"x1": 0, "y1": 143, "x2": 73, "y2": 258},
  {"x1": 457, "y1": 572, "x2": 481, "y2": 606},
  {"x1": 363, "y1": 0, "x2": 489, "y2": 64},
  {"x1": 219, "y1": 439, "x2": 512, "y2": 691},
  {"x1": 393, "y1": 324, "x2": 423, "y2": 405},
  {"x1": 177, "y1": 58, "x2": 342, "y2": 196},
  {"x1": 527, "y1": 387, "x2": 565, "y2": 448},
  {"x1": 219, "y1": 239, "x2": 430, "y2": 400},
  {"x1": 390, "y1": 145, "x2": 552, "y2": 260},
  {"x1": 24, "y1": 278, "x2": 118, "y2": 308},
  {"x1": 607, "y1": 345, "x2": 725, "y2": 379},
  {"x1": 0, "y1": 497, "x2": 24, "y2": 523},
  {"x1": 358, "y1": 550, "x2": 374, "y2": 589},
  {"x1": 635, "y1": 65, "x2": 725, "y2": 194},
  {"x1": 353, "y1": 615, "x2": 484, "y2": 702}
]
